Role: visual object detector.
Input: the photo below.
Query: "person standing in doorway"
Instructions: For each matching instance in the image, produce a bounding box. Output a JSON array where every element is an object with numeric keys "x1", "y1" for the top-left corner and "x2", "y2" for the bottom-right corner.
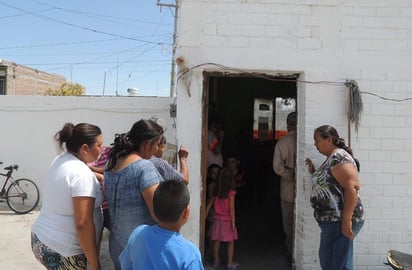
[
  {"x1": 206, "y1": 117, "x2": 224, "y2": 168},
  {"x1": 272, "y1": 112, "x2": 297, "y2": 262},
  {"x1": 206, "y1": 169, "x2": 239, "y2": 270}
]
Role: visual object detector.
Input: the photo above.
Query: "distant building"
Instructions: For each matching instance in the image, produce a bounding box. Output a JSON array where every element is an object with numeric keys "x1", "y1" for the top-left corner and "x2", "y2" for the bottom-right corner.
[{"x1": 0, "y1": 59, "x2": 66, "y2": 95}]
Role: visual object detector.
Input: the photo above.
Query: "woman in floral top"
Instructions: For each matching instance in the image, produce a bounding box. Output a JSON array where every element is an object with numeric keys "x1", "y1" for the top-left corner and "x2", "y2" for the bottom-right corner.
[{"x1": 305, "y1": 125, "x2": 364, "y2": 270}]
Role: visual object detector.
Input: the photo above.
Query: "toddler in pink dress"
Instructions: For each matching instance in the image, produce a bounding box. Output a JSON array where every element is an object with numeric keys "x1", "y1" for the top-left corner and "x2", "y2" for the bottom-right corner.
[{"x1": 206, "y1": 169, "x2": 239, "y2": 270}]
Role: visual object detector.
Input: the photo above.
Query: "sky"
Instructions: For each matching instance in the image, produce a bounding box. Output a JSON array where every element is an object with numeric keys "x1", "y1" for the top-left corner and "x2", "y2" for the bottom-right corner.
[{"x1": 0, "y1": 0, "x2": 175, "y2": 96}]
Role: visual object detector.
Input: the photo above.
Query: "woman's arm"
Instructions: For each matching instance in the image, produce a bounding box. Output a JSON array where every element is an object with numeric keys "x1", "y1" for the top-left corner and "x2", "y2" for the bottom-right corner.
[
  {"x1": 88, "y1": 164, "x2": 105, "y2": 174},
  {"x1": 72, "y1": 196, "x2": 101, "y2": 270},
  {"x1": 331, "y1": 163, "x2": 360, "y2": 239},
  {"x1": 93, "y1": 171, "x2": 104, "y2": 183},
  {"x1": 178, "y1": 146, "x2": 189, "y2": 185},
  {"x1": 141, "y1": 183, "x2": 160, "y2": 222}
]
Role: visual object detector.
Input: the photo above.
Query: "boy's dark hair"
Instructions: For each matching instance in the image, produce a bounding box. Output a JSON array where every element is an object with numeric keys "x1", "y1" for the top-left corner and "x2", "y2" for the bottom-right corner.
[{"x1": 153, "y1": 180, "x2": 190, "y2": 223}]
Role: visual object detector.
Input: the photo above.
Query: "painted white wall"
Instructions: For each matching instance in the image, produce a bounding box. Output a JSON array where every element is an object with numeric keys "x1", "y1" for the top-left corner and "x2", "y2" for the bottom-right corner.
[
  {"x1": 176, "y1": 0, "x2": 412, "y2": 269},
  {"x1": 0, "y1": 95, "x2": 175, "y2": 199},
  {"x1": 0, "y1": 95, "x2": 206, "y2": 251}
]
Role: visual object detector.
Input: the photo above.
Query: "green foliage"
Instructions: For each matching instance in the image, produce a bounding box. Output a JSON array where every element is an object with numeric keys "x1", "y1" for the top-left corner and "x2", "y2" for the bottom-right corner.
[{"x1": 45, "y1": 82, "x2": 85, "y2": 96}]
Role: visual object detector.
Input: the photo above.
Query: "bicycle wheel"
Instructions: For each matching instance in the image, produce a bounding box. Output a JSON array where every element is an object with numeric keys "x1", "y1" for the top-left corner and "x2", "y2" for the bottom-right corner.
[{"x1": 6, "y1": 178, "x2": 40, "y2": 214}]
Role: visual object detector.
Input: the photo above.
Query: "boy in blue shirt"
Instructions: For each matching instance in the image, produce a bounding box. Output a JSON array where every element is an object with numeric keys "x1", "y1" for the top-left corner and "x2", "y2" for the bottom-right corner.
[{"x1": 120, "y1": 180, "x2": 204, "y2": 270}]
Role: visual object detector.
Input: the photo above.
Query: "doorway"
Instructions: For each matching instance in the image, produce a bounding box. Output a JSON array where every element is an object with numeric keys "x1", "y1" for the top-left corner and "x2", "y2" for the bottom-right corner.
[{"x1": 202, "y1": 73, "x2": 297, "y2": 269}]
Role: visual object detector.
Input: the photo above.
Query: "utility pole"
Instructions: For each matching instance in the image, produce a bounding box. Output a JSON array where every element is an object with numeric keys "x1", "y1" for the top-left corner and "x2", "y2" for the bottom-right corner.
[
  {"x1": 116, "y1": 57, "x2": 119, "y2": 96},
  {"x1": 102, "y1": 71, "x2": 106, "y2": 96},
  {"x1": 70, "y1": 65, "x2": 73, "y2": 82},
  {"x1": 157, "y1": 0, "x2": 179, "y2": 97}
]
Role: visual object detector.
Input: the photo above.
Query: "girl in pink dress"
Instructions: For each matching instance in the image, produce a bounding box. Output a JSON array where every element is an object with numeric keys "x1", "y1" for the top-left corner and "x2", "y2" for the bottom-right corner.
[{"x1": 206, "y1": 168, "x2": 239, "y2": 270}]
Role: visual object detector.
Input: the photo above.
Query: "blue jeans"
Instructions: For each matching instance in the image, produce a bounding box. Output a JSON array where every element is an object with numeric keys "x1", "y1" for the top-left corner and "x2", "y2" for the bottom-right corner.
[{"x1": 318, "y1": 220, "x2": 364, "y2": 270}]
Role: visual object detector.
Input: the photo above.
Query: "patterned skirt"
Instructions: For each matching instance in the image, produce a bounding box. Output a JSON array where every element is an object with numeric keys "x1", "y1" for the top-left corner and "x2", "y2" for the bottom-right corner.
[{"x1": 31, "y1": 232, "x2": 87, "y2": 270}]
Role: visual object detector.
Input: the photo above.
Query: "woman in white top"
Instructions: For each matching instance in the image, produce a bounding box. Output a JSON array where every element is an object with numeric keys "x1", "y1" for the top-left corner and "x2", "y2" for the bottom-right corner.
[{"x1": 31, "y1": 123, "x2": 103, "y2": 270}]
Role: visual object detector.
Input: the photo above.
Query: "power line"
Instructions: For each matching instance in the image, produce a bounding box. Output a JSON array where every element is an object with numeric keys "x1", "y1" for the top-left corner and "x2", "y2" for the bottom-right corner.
[
  {"x1": 30, "y1": 0, "x2": 171, "y2": 26},
  {"x1": 0, "y1": 34, "x2": 171, "y2": 50},
  {"x1": 0, "y1": 7, "x2": 55, "y2": 19},
  {"x1": 0, "y1": 2, "x2": 172, "y2": 46},
  {"x1": 1, "y1": 1, "x2": 175, "y2": 96},
  {"x1": 18, "y1": 60, "x2": 171, "y2": 67}
]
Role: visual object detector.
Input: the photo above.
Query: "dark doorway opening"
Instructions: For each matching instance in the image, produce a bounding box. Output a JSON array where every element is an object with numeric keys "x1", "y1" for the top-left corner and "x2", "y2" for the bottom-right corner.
[{"x1": 203, "y1": 73, "x2": 297, "y2": 269}]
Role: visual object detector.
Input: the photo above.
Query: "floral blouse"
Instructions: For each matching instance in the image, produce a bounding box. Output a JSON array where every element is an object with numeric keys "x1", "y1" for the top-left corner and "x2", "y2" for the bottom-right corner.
[{"x1": 310, "y1": 149, "x2": 364, "y2": 223}]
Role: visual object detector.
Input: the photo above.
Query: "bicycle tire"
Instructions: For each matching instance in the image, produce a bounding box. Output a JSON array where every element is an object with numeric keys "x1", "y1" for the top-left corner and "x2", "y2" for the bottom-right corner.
[{"x1": 6, "y1": 178, "x2": 40, "y2": 214}]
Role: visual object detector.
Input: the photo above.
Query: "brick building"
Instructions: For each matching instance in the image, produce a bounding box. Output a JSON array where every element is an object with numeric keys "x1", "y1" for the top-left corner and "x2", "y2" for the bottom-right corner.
[
  {"x1": 173, "y1": 1, "x2": 412, "y2": 269},
  {"x1": 0, "y1": 59, "x2": 66, "y2": 95}
]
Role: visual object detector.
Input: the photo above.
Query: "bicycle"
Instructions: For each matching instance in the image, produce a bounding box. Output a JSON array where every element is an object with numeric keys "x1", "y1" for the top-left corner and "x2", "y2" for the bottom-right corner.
[{"x1": 0, "y1": 162, "x2": 40, "y2": 214}]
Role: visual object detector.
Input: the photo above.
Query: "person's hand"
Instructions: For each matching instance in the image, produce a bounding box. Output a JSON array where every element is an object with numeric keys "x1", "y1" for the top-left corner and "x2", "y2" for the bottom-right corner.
[
  {"x1": 341, "y1": 218, "x2": 354, "y2": 239},
  {"x1": 231, "y1": 223, "x2": 236, "y2": 230},
  {"x1": 178, "y1": 145, "x2": 188, "y2": 159},
  {"x1": 305, "y1": 158, "x2": 315, "y2": 174}
]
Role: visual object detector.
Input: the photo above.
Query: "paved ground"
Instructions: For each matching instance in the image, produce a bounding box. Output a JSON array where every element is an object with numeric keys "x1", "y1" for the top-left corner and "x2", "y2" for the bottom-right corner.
[
  {"x1": 0, "y1": 204, "x2": 209, "y2": 270},
  {"x1": 0, "y1": 204, "x2": 43, "y2": 270},
  {"x1": 1, "y1": 200, "x2": 290, "y2": 270},
  {"x1": 0, "y1": 204, "x2": 115, "y2": 270}
]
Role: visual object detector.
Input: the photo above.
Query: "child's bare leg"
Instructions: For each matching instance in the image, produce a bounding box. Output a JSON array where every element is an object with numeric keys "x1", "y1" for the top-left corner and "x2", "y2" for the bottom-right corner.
[
  {"x1": 227, "y1": 241, "x2": 234, "y2": 266},
  {"x1": 213, "y1": 240, "x2": 221, "y2": 263}
]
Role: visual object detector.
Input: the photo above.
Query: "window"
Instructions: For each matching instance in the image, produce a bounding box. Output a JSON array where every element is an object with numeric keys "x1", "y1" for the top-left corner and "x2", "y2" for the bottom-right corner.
[
  {"x1": 253, "y1": 98, "x2": 273, "y2": 142},
  {"x1": 274, "y1": 97, "x2": 296, "y2": 140},
  {"x1": 0, "y1": 69, "x2": 6, "y2": 95}
]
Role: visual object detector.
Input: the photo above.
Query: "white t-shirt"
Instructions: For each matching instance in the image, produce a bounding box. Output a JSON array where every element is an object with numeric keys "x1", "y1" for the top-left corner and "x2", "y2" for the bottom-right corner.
[{"x1": 32, "y1": 152, "x2": 103, "y2": 256}]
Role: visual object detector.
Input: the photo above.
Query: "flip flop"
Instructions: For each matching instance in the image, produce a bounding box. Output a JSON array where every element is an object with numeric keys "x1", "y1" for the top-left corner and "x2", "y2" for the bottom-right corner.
[{"x1": 227, "y1": 262, "x2": 240, "y2": 270}]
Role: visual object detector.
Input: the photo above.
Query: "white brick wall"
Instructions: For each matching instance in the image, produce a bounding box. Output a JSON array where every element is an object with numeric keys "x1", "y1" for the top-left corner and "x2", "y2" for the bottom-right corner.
[{"x1": 177, "y1": 0, "x2": 412, "y2": 269}]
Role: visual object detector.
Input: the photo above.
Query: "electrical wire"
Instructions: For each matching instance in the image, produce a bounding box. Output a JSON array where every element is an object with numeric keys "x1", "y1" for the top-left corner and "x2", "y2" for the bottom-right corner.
[
  {"x1": 31, "y1": 0, "x2": 171, "y2": 26},
  {"x1": 0, "y1": 34, "x2": 171, "y2": 51},
  {"x1": 177, "y1": 62, "x2": 344, "y2": 86},
  {"x1": 0, "y1": 1, "x2": 174, "y2": 96},
  {"x1": 0, "y1": 2, "x2": 172, "y2": 46},
  {"x1": 0, "y1": 7, "x2": 55, "y2": 19},
  {"x1": 176, "y1": 62, "x2": 412, "y2": 102},
  {"x1": 360, "y1": 92, "x2": 412, "y2": 102}
]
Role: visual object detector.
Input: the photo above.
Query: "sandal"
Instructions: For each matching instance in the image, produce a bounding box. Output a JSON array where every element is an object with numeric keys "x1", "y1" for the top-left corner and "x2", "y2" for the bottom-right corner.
[{"x1": 227, "y1": 262, "x2": 240, "y2": 270}]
